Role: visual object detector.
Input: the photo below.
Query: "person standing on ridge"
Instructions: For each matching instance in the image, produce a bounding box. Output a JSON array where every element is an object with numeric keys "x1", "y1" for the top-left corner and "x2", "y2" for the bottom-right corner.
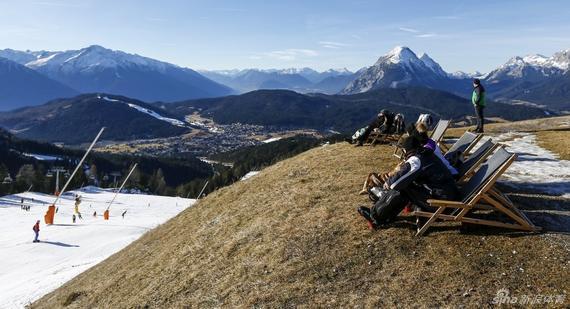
[
  {"x1": 32, "y1": 220, "x2": 40, "y2": 243},
  {"x1": 472, "y1": 78, "x2": 486, "y2": 133}
]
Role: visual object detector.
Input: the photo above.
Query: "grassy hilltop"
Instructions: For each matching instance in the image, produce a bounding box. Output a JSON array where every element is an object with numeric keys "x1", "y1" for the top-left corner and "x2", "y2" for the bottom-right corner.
[{"x1": 34, "y1": 118, "x2": 570, "y2": 308}]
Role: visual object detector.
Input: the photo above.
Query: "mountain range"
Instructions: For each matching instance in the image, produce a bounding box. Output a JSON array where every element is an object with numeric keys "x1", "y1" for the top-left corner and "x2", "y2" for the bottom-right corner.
[
  {"x1": 341, "y1": 46, "x2": 570, "y2": 111},
  {"x1": 2, "y1": 45, "x2": 569, "y2": 112},
  {"x1": 164, "y1": 88, "x2": 549, "y2": 132},
  {"x1": 0, "y1": 57, "x2": 78, "y2": 111},
  {"x1": 0, "y1": 87, "x2": 552, "y2": 144},
  {"x1": 0, "y1": 45, "x2": 232, "y2": 110},
  {"x1": 199, "y1": 68, "x2": 355, "y2": 94}
]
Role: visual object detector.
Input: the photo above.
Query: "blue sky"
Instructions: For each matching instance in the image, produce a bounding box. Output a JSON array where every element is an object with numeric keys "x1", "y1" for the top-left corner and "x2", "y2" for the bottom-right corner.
[{"x1": 1, "y1": 0, "x2": 569, "y2": 73}]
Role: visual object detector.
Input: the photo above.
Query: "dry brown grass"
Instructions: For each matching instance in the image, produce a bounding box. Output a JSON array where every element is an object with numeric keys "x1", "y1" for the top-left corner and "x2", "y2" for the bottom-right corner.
[
  {"x1": 536, "y1": 130, "x2": 570, "y2": 160},
  {"x1": 446, "y1": 115, "x2": 570, "y2": 139},
  {"x1": 33, "y1": 142, "x2": 569, "y2": 308}
]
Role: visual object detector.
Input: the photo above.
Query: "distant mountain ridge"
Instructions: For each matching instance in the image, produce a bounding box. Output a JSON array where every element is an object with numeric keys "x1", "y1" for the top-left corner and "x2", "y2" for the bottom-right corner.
[
  {"x1": 0, "y1": 45, "x2": 233, "y2": 108},
  {"x1": 484, "y1": 50, "x2": 570, "y2": 110},
  {"x1": 0, "y1": 94, "x2": 190, "y2": 144},
  {"x1": 341, "y1": 46, "x2": 570, "y2": 111},
  {"x1": 164, "y1": 88, "x2": 550, "y2": 132},
  {"x1": 0, "y1": 57, "x2": 78, "y2": 111},
  {"x1": 200, "y1": 68, "x2": 355, "y2": 94}
]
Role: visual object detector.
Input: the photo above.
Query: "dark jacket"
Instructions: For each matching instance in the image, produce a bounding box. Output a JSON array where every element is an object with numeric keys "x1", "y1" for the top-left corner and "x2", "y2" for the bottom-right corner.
[
  {"x1": 379, "y1": 111, "x2": 395, "y2": 133},
  {"x1": 385, "y1": 151, "x2": 459, "y2": 200},
  {"x1": 33, "y1": 223, "x2": 40, "y2": 232}
]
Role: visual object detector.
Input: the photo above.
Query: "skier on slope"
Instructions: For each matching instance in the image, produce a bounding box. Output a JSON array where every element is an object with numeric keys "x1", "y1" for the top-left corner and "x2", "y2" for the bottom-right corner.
[
  {"x1": 74, "y1": 196, "x2": 83, "y2": 219},
  {"x1": 32, "y1": 220, "x2": 40, "y2": 243}
]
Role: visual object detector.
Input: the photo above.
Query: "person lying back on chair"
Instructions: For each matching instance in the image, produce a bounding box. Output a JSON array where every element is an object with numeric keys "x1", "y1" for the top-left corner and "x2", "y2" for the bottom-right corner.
[
  {"x1": 358, "y1": 122, "x2": 456, "y2": 196},
  {"x1": 354, "y1": 109, "x2": 395, "y2": 146},
  {"x1": 357, "y1": 135, "x2": 459, "y2": 229}
]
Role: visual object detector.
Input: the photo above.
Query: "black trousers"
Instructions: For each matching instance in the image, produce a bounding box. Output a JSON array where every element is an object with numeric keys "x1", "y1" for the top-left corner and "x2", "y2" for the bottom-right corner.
[{"x1": 474, "y1": 105, "x2": 484, "y2": 132}]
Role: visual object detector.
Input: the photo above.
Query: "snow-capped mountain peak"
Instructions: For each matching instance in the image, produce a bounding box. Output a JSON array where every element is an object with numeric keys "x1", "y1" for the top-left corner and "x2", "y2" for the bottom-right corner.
[
  {"x1": 25, "y1": 45, "x2": 172, "y2": 73},
  {"x1": 448, "y1": 70, "x2": 482, "y2": 79},
  {"x1": 324, "y1": 67, "x2": 352, "y2": 75},
  {"x1": 549, "y1": 50, "x2": 570, "y2": 70},
  {"x1": 521, "y1": 54, "x2": 549, "y2": 66},
  {"x1": 379, "y1": 46, "x2": 420, "y2": 65},
  {"x1": 419, "y1": 53, "x2": 447, "y2": 76}
]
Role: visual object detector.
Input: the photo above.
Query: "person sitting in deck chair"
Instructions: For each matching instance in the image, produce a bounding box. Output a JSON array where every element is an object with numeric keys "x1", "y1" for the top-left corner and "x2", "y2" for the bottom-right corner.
[
  {"x1": 357, "y1": 135, "x2": 459, "y2": 229},
  {"x1": 358, "y1": 160, "x2": 408, "y2": 195},
  {"x1": 394, "y1": 113, "x2": 405, "y2": 134},
  {"x1": 411, "y1": 123, "x2": 458, "y2": 176},
  {"x1": 354, "y1": 109, "x2": 395, "y2": 146},
  {"x1": 416, "y1": 113, "x2": 433, "y2": 130}
]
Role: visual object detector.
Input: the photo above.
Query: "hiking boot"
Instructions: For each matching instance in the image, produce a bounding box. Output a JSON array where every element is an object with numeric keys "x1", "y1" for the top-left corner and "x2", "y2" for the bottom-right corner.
[{"x1": 357, "y1": 206, "x2": 378, "y2": 230}]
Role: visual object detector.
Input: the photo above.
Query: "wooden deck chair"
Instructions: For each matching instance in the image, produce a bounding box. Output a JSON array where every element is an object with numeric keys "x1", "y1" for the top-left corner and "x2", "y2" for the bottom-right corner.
[
  {"x1": 410, "y1": 147, "x2": 540, "y2": 236},
  {"x1": 444, "y1": 131, "x2": 482, "y2": 158},
  {"x1": 393, "y1": 119, "x2": 454, "y2": 160},
  {"x1": 430, "y1": 119, "x2": 450, "y2": 150},
  {"x1": 456, "y1": 139, "x2": 498, "y2": 182},
  {"x1": 365, "y1": 130, "x2": 400, "y2": 146}
]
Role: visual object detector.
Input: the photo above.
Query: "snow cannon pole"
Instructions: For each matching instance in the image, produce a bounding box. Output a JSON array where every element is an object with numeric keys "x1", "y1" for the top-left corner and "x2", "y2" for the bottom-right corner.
[
  {"x1": 105, "y1": 163, "x2": 138, "y2": 216},
  {"x1": 197, "y1": 180, "x2": 209, "y2": 200},
  {"x1": 45, "y1": 127, "x2": 105, "y2": 224}
]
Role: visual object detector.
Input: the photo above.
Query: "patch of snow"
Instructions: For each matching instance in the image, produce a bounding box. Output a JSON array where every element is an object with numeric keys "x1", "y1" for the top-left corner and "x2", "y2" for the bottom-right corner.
[
  {"x1": 240, "y1": 171, "x2": 259, "y2": 181},
  {"x1": 494, "y1": 132, "x2": 570, "y2": 198},
  {"x1": 98, "y1": 96, "x2": 186, "y2": 127},
  {"x1": 21, "y1": 153, "x2": 62, "y2": 161},
  {"x1": 26, "y1": 53, "x2": 60, "y2": 67},
  {"x1": 262, "y1": 137, "x2": 282, "y2": 144},
  {"x1": 0, "y1": 188, "x2": 194, "y2": 308}
]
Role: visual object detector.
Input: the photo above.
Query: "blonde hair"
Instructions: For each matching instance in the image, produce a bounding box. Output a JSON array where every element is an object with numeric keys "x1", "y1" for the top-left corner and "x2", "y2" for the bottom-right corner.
[{"x1": 416, "y1": 122, "x2": 428, "y2": 133}]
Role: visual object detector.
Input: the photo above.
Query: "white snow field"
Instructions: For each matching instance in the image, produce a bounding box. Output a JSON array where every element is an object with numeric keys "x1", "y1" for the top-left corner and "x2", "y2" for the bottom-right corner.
[
  {"x1": 494, "y1": 132, "x2": 570, "y2": 198},
  {"x1": 0, "y1": 187, "x2": 194, "y2": 308}
]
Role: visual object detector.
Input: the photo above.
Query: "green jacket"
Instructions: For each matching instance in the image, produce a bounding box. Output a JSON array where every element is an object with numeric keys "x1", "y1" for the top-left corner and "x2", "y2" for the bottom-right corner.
[{"x1": 472, "y1": 85, "x2": 486, "y2": 107}]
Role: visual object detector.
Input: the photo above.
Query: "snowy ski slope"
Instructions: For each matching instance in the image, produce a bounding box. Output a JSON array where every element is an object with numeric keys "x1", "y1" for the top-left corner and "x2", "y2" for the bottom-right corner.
[{"x1": 0, "y1": 187, "x2": 194, "y2": 308}]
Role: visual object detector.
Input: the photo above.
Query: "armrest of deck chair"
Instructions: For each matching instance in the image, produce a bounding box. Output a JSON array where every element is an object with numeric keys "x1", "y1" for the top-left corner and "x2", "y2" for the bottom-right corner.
[{"x1": 427, "y1": 199, "x2": 469, "y2": 208}]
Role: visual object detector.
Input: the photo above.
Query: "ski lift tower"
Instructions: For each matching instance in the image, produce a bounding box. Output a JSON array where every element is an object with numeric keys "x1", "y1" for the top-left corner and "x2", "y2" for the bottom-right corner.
[{"x1": 47, "y1": 166, "x2": 68, "y2": 196}]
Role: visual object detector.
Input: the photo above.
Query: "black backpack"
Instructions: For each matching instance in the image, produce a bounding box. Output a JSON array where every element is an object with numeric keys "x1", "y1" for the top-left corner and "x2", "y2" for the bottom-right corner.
[{"x1": 368, "y1": 188, "x2": 407, "y2": 224}]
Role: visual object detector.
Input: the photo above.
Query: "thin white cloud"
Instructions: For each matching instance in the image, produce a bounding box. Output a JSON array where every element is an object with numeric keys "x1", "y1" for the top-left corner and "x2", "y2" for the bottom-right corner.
[
  {"x1": 398, "y1": 27, "x2": 420, "y2": 33},
  {"x1": 256, "y1": 49, "x2": 319, "y2": 61},
  {"x1": 318, "y1": 41, "x2": 349, "y2": 49},
  {"x1": 415, "y1": 33, "x2": 437, "y2": 38}
]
